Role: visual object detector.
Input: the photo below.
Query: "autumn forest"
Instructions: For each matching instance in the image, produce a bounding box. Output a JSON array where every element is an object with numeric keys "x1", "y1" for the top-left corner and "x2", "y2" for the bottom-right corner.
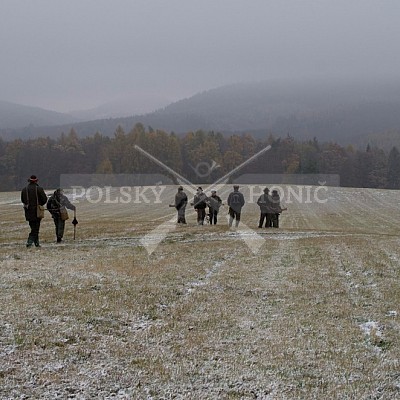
[{"x1": 1, "y1": 123, "x2": 400, "y2": 191}]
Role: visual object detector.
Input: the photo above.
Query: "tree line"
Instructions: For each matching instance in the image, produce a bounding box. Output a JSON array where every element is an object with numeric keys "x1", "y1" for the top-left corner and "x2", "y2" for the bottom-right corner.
[{"x1": 0, "y1": 123, "x2": 399, "y2": 191}]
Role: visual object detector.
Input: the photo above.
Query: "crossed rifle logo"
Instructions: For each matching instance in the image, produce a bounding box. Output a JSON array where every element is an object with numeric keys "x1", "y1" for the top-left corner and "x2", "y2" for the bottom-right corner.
[{"x1": 134, "y1": 144, "x2": 271, "y2": 255}]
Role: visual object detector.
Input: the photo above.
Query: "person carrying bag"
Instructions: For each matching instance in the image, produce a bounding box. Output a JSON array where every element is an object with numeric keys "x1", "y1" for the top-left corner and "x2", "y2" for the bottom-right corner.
[
  {"x1": 20, "y1": 175, "x2": 48, "y2": 247},
  {"x1": 47, "y1": 188, "x2": 76, "y2": 243}
]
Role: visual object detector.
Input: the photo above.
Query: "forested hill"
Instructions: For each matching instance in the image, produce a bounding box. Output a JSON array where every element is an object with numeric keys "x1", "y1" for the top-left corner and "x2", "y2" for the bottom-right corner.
[
  {"x1": 2, "y1": 80, "x2": 400, "y2": 149},
  {"x1": 152, "y1": 80, "x2": 400, "y2": 147}
]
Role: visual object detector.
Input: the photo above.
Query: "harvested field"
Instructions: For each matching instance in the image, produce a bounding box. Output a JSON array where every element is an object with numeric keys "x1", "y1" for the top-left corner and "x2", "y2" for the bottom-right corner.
[{"x1": 1, "y1": 185, "x2": 400, "y2": 399}]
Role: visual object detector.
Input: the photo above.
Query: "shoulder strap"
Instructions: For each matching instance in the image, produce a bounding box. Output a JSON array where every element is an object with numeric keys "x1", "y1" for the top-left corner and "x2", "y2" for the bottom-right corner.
[{"x1": 49, "y1": 194, "x2": 61, "y2": 207}]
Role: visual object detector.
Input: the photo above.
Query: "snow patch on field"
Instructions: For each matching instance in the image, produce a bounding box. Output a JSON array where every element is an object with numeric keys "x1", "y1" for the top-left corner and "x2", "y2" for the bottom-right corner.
[
  {"x1": 359, "y1": 320, "x2": 389, "y2": 353},
  {"x1": 359, "y1": 321, "x2": 383, "y2": 338},
  {"x1": 184, "y1": 260, "x2": 225, "y2": 297}
]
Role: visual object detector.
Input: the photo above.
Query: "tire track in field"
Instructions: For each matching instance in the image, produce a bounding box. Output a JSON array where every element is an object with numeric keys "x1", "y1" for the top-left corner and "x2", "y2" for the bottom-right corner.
[
  {"x1": 144, "y1": 239, "x2": 292, "y2": 398},
  {"x1": 324, "y1": 188, "x2": 371, "y2": 232},
  {"x1": 283, "y1": 187, "x2": 339, "y2": 232},
  {"x1": 227, "y1": 238, "x2": 303, "y2": 397},
  {"x1": 359, "y1": 189, "x2": 400, "y2": 232},
  {"x1": 285, "y1": 202, "x2": 313, "y2": 230},
  {"x1": 318, "y1": 187, "x2": 361, "y2": 231},
  {"x1": 335, "y1": 188, "x2": 398, "y2": 233},
  {"x1": 327, "y1": 238, "x2": 400, "y2": 363},
  {"x1": 254, "y1": 237, "x2": 397, "y2": 395},
  {"x1": 362, "y1": 187, "x2": 400, "y2": 211},
  {"x1": 340, "y1": 189, "x2": 399, "y2": 232},
  {"x1": 328, "y1": 240, "x2": 379, "y2": 304}
]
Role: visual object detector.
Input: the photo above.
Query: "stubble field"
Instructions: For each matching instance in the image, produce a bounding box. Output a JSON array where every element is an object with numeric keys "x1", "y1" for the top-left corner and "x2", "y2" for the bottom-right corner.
[{"x1": 1, "y1": 185, "x2": 400, "y2": 399}]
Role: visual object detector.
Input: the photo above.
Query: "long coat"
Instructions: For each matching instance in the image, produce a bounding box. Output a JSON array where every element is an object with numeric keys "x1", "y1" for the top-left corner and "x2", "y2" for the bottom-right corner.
[
  {"x1": 257, "y1": 193, "x2": 274, "y2": 213},
  {"x1": 21, "y1": 183, "x2": 48, "y2": 221},
  {"x1": 175, "y1": 191, "x2": 188, "y2": 210}
]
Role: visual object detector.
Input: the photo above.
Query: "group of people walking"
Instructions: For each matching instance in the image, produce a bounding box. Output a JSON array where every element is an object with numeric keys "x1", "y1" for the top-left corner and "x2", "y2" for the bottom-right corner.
[
  {"x1": 172, "y1": 186, "x2": 218, "y2": 225},
  {"x1": 21, "y1": 175, "x2": 76, "y2": 247},
  {"x1": 192, "y1": 187, "x2": 225, "y2": 225},
  {"x1": 173, "y1": 184, "x2": 284, "y2": 228},
  {"x1": 20, "y1": 176, "x2": 284, "y2": 247},
  {"x1": 174, "y1": 185, "x2": 242, "y2": 227}
]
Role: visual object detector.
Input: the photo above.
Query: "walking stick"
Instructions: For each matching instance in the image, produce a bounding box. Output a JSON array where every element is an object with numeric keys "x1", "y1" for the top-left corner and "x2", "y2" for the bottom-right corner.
[{"x1": 72, "y1": 209, "x2": 78, "y2": 240}]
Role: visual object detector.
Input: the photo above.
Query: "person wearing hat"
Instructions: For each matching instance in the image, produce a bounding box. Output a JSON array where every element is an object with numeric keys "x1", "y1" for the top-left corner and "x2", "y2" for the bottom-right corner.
[
  {"x1": 257, "y1": 187, "x2": 274, "y2": 228},
  {"x1": 192, "y1": 187, "x2": 208, "y2": 225},
  {"x1": 173, "y1": 186, "x2": 188, "y2": 224},
  {"x1": 20, "y1": 175, "x2": 48, "y2": 247},
  {"x1": 227, "y1": 185, "x2": 245, "y2": 227},
  {"x1": 207, "y1": 190, "x2": 222, "y2": 225},
  {"x1": 47, "y1": 188, "x2": 76, "y2": 243}
]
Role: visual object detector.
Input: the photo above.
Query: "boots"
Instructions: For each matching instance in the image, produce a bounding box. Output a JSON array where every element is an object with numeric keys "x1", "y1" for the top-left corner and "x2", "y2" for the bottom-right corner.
[
  {"x1": 26, "y1": 234, "x2": 34, "y2": 248},
  {"x1": 26, "y1": 239, "x2": 40, "y2": 248}
]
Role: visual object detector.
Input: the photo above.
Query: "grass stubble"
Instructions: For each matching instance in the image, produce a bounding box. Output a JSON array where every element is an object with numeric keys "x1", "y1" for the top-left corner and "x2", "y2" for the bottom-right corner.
[{"x1": 0, "y1": 186, "x2": 400, "y2": 399}]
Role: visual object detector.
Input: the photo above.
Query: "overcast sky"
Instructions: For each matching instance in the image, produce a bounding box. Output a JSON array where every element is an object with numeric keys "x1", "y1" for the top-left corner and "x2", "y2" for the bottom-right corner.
[{"x1": 1, "y1": 0, "x2": 400, "y2": 113}]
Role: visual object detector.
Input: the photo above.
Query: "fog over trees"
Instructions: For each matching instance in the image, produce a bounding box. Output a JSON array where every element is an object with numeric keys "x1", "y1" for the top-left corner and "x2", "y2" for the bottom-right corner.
[{"x1": 1, "y1": 124, "x2": 399, "y2": 191}]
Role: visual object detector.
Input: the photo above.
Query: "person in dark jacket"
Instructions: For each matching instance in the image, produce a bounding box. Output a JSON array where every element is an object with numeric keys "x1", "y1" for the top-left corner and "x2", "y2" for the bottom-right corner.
[
  {"x1": 227, "y1": 185, "x2": 245, "y2": 227},
  {"x1": 207, "y1": 190, "x2": 222, "y2": 225},
  {"x1": 20, "y1": 175, "x2": 48, "y2": 247},
  {"x1": 257, "y1": 187, "x2": 274, "y2": 228},
  {"x1": 174, "y1": 186, "x2": 188, "y2": 224},
  {"x1": 271, "y1": 189, "x2": 284, "y2": 228},
  {"x1": 47, "y1": 188, "x2": 76, "y2": 243},
  {"x1": 192, "y1": 187, "x2": 208, "y2": 225}
]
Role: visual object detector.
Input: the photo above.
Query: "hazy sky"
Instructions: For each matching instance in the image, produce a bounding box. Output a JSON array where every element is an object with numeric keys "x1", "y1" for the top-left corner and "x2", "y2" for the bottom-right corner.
[{"x1": 1, "y1": 0, "x2": 400, "y2": 113}]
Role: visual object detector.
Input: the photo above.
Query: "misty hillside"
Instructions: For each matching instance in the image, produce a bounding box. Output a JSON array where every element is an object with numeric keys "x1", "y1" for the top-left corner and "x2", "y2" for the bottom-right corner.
[
  {"x1": 2, "y1": 80, "x2": 400, "y2": 149},
  {"x1": 152, "y1": 80, "x2": 400, "y2": 143},
  {"x1": 69, "y1": 93, "x2": 171, "y2": 121},
  {"x1": 0, "y1": 100, "x2": 80, "y2": 130}
]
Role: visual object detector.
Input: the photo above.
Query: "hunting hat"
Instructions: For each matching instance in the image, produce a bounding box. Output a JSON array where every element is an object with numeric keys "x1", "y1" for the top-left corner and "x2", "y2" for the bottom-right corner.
[
  {"x1": 28, "y1": 175, "x2": 38, "y2": 182},
  {"x1": 263, "y1": 187, "x2": 269, "y2": 193}
]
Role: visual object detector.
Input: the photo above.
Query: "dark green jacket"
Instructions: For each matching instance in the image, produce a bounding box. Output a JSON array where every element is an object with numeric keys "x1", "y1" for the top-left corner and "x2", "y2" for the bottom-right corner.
[
  {"x1": 47, "y1": 190, "x2": 76, "y2": 219},
  {"x1": 21, "y1": 183, "x2": 48, "y2": 221}
]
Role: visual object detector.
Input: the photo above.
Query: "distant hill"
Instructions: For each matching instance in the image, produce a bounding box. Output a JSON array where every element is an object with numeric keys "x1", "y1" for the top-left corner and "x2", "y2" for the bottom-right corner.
[
  {"x1": 2, "y1": 79, "x2": 400, "y2": 149},
  {"x1": 69, "y1": 93, "x2": 171, "y2": 121},
  {"x1": 150, "y1": 80, "x2": 400, "y2": 145},
  {"x1": 0, "y1": 100, "x2": 80, "y2": 130}
]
